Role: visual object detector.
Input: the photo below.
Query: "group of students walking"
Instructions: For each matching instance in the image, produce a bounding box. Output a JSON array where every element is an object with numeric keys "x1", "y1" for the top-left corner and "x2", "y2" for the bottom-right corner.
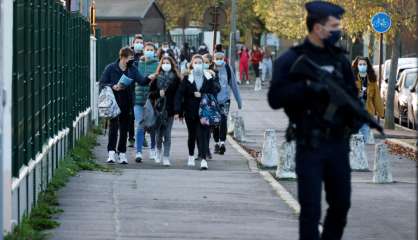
[
  {"x1": 237, "y1": 45, "x2": 273, "y2": 85},
  {"x1": 99, "y1": 34, "x2": 242, "y2": 170}
]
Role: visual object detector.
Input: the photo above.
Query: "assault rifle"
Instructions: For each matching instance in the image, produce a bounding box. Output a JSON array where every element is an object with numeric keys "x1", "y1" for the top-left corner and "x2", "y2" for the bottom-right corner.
[{"x1": 289, "y1": 55, "x2": 385, "y2": 136}]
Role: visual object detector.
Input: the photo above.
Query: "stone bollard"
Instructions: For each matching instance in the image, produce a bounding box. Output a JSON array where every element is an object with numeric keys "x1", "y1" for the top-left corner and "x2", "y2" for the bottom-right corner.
[
  {"x1": 366, "y1": 129, "x2": 375, "y2": 144},
  {"x1": 227, "y1": 111, "x2": 238, "y2": 134},
  {"x1": 276, "y1": 141, "x2": 296, "y2": 179},
  {"x1": 373, "y1": 143, "x2": 393, "y2": 183},
  {"x1": 260, "y1": 129, "x2": 279, "y2": 167},
  {"x1": 349, "y1": 134, "x2": 369, "y2": 171},
  {"x1": 233, "y1": 115, "x2": 246, "y2": 142},
  {"x1": 254, "y1": 77, "x2": 262, "y2": 91}
]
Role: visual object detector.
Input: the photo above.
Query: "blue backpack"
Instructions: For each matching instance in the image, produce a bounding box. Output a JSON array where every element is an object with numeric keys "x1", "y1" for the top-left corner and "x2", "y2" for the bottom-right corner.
[{"x1": 199, "y1": 94, "x2": 221, "y2": 126}]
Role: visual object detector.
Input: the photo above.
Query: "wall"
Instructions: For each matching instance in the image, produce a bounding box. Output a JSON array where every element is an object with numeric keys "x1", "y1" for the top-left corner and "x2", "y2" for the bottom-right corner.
[{"x1": 96, "y1": 20, "x2": 142, "y2": 37}]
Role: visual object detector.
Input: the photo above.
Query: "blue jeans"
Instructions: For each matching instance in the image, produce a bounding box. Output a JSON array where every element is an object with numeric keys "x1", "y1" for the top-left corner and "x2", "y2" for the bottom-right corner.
[
  {"x1": 134, "y1": 105, "x2": 156, "y2": 153},
  {"x1": 359, "y1": 124, "x2": 370, "y2": 143},
  {"x1": 134, "y1": 105, "x2": 145, "y2": 153}
]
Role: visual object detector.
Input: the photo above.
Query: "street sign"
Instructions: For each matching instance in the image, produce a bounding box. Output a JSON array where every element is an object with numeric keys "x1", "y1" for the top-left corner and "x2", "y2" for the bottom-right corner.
[
  {"x1": 371, "y1": 12, "x2": 392, "y2": 33},
  {"x1": 203, "y1": 6, "x2": 227, "y2": 30}
]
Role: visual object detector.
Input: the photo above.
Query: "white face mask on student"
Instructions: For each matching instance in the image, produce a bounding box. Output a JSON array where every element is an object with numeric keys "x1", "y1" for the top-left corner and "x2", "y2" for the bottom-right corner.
[{"x1": 162, "y1": 63, "x2": 172, "y2": 72}]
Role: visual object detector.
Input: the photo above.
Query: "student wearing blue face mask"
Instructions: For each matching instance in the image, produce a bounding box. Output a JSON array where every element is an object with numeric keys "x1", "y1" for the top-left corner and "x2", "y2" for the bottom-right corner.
[
  {"x1": 212, "y1": 51, "x2": 242, "y2": 155},
  {"x1": 352, "y1": 56, "x2": 384, "y2": 142},
  {"x1": 201, "y1": 53, "x2": 217, "y2": 160},
  {"x1": 174, "y1": 55, "x2": 220, "y2": 170},
  {"x1": 134, "y1": 42, "x2": 160, "y2": 162},
  {"x1": 127, "y1": 35, "x2": 145, "y2": 148}
]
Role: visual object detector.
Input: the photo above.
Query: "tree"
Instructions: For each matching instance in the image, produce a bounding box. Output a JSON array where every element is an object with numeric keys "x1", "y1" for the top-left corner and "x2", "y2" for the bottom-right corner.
[
  {"x1": 156, "y1": 0, "x2": 264, "y2": 45},
  {"x1": 254, "y1": 0, "x2": 416, "y2": 129}
]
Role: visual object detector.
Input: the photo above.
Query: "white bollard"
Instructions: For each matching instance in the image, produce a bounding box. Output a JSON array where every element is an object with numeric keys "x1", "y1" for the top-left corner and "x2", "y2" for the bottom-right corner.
[
  {"x1": 260, "y1": 129, "x2": 279, "y2": 167},
  {"x1": 349, "y1": 134, "x2": 369, "y2": 171},
  {"x1": 373, "y1": 143, "x2": 393, "y2": 183},
  {"x1": 227, "y1": 111, "x2": 238, "y2": 134},
  {"x1": 366, "y1": 129, "x2": 375, "y2": 144},
  {"x1": 276, "y1": 141, "x2": 296, "y2": 179},
  {"x1": 233, "y1": 115, "x2": 246, "y2": 142},
  {"x1": 254, "y1": 77, "x2": 262, "y2": 91}
]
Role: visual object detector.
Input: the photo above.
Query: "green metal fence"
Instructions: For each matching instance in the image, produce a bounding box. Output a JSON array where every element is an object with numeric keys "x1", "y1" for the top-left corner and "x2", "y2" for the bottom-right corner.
[
  {"x1": 171, "y1": 33, "x2": 204, "y2": 49},
  {"x1": 12, "y1": 0, "x2": 91, "y2": 177},
  {"x1": 96, "y1": 30, "x2": 131, "y2": 81}
]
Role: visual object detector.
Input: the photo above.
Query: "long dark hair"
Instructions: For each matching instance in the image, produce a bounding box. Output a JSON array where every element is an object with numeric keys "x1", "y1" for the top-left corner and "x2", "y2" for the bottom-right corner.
[
  {"x1": 352, "y1": 56, "x2": 377, "y2": 82},
  {"x1": 155, "y1": 56, "x2": 181, "y2": 79}
]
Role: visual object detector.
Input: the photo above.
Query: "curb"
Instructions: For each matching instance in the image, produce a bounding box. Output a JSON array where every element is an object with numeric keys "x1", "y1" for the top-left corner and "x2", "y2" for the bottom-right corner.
[{"x1": 227, "y1": 135, "x2": 301, "y2": 215}]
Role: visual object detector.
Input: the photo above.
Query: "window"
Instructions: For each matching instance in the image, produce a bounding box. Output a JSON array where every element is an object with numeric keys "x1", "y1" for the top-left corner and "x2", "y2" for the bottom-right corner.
[{"x1": 404, "y1": 72, "x2": 417, "y2": 89}]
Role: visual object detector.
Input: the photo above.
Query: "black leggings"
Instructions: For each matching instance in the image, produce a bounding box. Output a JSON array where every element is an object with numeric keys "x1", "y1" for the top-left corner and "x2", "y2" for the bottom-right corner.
[
  {"x1": 185, "y1": 117, "x2": 210, "y2": 159},
  {"x1": 213, "y1": 114, "x2": 227, "y2": 142},
  {"x1": 108, "y1": 110, "x2": 130, "y2": 153},
  {"x1": 252, "y1": 63, "x2": 260, "y2": 78},
  {"x1": 213, "y1": 101, "x2": 230, "y2": 142}
]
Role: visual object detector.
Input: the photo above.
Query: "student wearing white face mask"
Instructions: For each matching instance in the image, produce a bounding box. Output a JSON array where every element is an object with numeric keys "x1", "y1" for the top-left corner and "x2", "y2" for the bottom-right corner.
[
  {"x1": 174, "y1": 55, "x2": 220, "y2": 170},
  {"x1": 148, "y1": 56, "x2": 182, "y2": 166},
  {"x1": 213, "y1": 51, "x2": 242, "y2": 155}
]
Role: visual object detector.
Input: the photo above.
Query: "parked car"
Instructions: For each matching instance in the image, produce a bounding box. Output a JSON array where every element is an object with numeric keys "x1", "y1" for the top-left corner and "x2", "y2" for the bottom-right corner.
[
  {"x1": 380, "y1": 57, "x2": 418, "y2": 105},
  {"x1": 394, "y1": 68, "x2": 418, "y2": 125},
  {"x1": 406, "y1": 71, "x2": 418, "y2": 129}
]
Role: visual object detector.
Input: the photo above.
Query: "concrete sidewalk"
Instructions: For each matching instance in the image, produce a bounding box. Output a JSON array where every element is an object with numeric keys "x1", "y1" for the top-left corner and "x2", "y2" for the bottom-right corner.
[
  {"x1": 49, "y1": 120, "x2": 299, "y2": 239},
  {"x1": 231, "y1": 84, "x2": 416, "y2": 240}
]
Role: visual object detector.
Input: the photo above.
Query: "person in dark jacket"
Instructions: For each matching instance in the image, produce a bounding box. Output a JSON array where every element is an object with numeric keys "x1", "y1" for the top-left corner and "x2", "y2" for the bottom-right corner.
[
  {"x1": 174, "y1": 54, "x2": 220, "y2": 170},
  {"x1": 157, "y1": 42, "x2": 177, "y2": 62},
  {"x1": 267, "y1": 2, "x2": 362, "y2": 240},
  {"x1": 148, "y1": 56, "x2": 182, "y2": 166},
  {"x1": 180, "y1": 42, "x2": 192, "y2": 63},
  {"x1": 99, "y1": 47, "x2": 156, "y2": 164},
  {"x1": 197, "y1": 44, "x2": 209, "y2": 55}
]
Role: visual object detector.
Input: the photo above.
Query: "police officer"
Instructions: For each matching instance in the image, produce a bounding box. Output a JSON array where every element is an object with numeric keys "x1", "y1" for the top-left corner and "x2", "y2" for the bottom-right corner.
[{"x1": 268, "y1": 2, "x2": 362, "y2": 240}]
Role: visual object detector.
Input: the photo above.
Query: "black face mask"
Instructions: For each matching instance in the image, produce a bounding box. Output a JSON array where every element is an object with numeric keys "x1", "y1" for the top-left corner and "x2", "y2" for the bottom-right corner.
[
  {"x1": 324, "y1": 30, "x2": 342, "y2": 47},
  {"x1": 126, "y1": 58, "x2": 134, "y2": 68}
]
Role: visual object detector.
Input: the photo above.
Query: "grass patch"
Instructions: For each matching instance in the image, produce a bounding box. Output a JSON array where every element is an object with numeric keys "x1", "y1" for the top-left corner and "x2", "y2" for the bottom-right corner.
[{"x1": 5, "y1": 126, "x2": 110, "y2": 240}]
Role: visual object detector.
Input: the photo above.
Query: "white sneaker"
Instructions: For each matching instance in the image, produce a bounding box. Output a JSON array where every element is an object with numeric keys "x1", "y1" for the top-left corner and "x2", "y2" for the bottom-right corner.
[
  {"x1": 246, "y1": 80, "x2": 250, "y2": 85},
  {"x1": 162, "y1": 157, "x2": 171, "y2": 167},
  {"x1": 200, "y1": 159, "x2": 208, "y2": 170},
  {"x1": 135, "y1": 152, "x2": 143, "y2": 163},
  {"x1": 106, "y1": 151, "x2": 116, "y2": 164},
  {"x1": 150, "y1": 148, "x2": 157, "y2": 161},
  {"x1": 153, "y1": 149, "x2": 161, "y2": 163},
  {"x1": 118, "y1": 153, "x2": 128, "y2": 164},
  {"x1": 187, "y1": 156, "x2": 195, "y2": 167}
]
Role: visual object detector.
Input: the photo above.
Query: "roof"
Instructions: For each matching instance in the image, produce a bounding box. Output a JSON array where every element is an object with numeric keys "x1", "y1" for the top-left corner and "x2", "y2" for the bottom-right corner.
[{"x1": 95, "y1": 0, "x2": 159, "y2": 20}]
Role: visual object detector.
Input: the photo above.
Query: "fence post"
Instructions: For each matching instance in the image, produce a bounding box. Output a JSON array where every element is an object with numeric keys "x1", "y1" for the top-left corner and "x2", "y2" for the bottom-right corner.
[
  {"x1": 1, "y1": 0, "x2": 14, "y2": 233},
  {"x1": 90, "y1": 36, "x2": 98, "y2": 125}
]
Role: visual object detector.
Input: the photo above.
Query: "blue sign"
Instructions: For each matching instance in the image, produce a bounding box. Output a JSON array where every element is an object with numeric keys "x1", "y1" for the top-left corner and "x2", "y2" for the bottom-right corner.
[{"x1": 371, "y1": 12, "x2": 392, "y2": 33}]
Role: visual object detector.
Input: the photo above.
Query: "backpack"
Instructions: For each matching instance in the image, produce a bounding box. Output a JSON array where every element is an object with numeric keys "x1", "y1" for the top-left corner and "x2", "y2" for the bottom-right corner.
[
  {"x1": 199, "y1": 94, "x2": 221, "y2": 126},
  {"x1": 153, "y1": 97, "x2": 168, "y2": 129},
  {"x1": 98, "y1": 86, "x2": 121, "y2": 119},
  {"x1": 140, "y1": 99, "x2": 157, "y2": 131}
]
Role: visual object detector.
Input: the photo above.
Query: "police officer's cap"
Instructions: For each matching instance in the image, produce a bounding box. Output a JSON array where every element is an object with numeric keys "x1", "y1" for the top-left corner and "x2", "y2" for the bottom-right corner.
[{"x1": 305, "y1": 1, "x2": 345, "y2": 19}]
